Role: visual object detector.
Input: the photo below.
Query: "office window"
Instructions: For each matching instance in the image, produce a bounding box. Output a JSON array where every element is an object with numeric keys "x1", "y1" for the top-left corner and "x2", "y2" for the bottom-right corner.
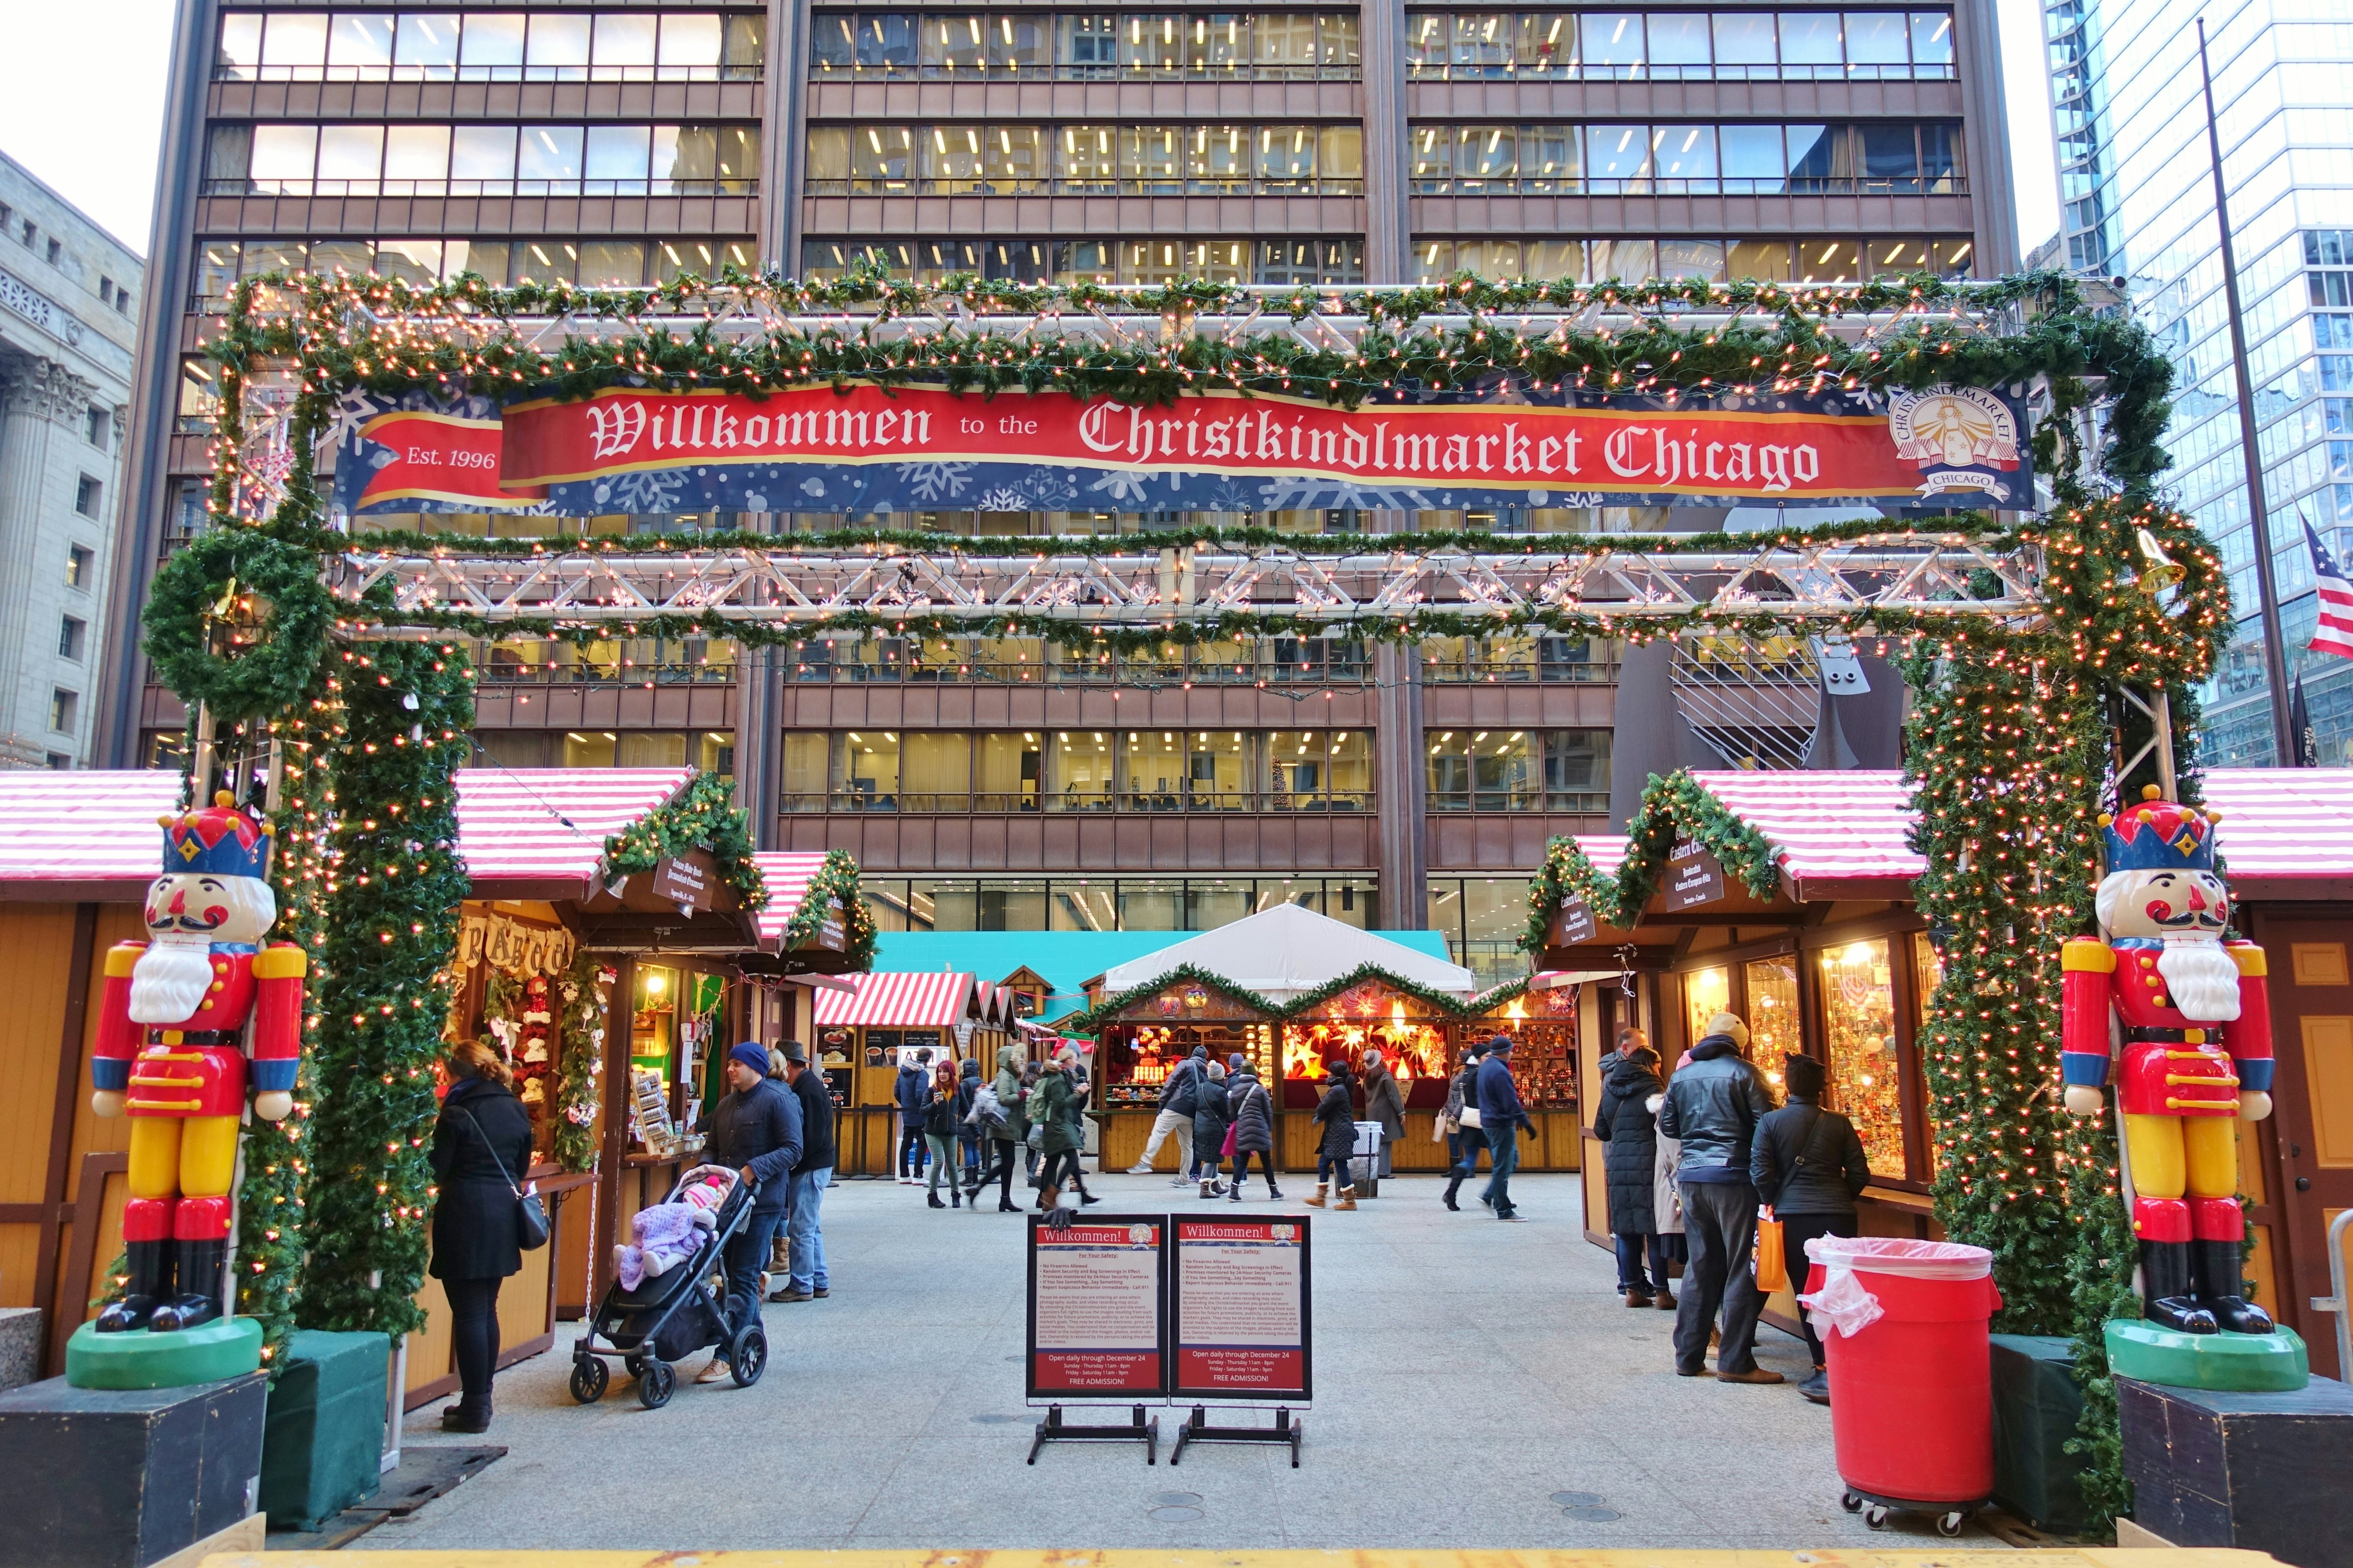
[
  {"x1": 18, "y1": 220, "x2": 33, "y2": 247},
  {"x1": 210, "y1": 121, "x2": 761, "y2": 195},
  {"x1": 49, "y1": 689, "x2": 77, "y2": 734},
  {"x1": 219, "y1": 9, "x2": 759, "y2": 80},
  {"x1": 45, "y1": 238, "x2": 62, "y2": 266},
  {"x1": 75, "y1": 477, "x2": 102, "y2": 518},
  {"x1": 813, "y1": 121, "x2": 1364, "y2": 194},
  {"x1": 66, "y1": 544, "x2": 93, "y2": 589},
  {"x1": 58, "y1": 617, "x2": 85, "y2": 661},
  {"x1": 85, "y1": 406, "x2": 109, "y2": 450},
  {"x1": 44, "y1": 753, "x2": 71, "y2": 772}
]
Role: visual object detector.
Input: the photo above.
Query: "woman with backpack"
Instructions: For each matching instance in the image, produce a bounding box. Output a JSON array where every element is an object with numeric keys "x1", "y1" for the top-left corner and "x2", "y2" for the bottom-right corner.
[
  {"x1": 1304, "y1": 1062, "x2": 1359, "y2": 1210},
  {"x1": 1224, "y1": 1059, "x2": 1280, "y2": 1200},
  {"x1": 1748, "y1": 1053, "x2": 1870, "y2": 1403}
]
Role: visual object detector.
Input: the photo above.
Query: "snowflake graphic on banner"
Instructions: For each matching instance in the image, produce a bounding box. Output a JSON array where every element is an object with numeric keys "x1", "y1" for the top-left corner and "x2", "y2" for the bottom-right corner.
[
  {"x1": 899, "y1": 461, "x2": 975, "y2": 503},
  {"x1": 973, "y1": 487, "x2": 1029, "y2": 511},
  {"x1": 1086, "y1": 467, "x2": 1154, "y2": 505},
  {"x1": 592, "y1": 468, "x2": 690, "y2": 513}
]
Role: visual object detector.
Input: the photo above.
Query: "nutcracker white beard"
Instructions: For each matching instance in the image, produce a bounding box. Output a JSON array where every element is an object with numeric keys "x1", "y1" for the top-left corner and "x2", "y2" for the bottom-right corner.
[
  {"x1": 2154, "y1": 934, "x2": 2244, "y2": 1022},
  {"x1": 128, "y1": 934, "x2": 217, "y2": 1024}
]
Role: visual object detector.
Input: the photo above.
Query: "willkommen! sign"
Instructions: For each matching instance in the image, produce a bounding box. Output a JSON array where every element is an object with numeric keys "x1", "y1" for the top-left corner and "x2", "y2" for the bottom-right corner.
[
  {"x1": 1026, "y1": 1217, "x2": 1164, "y2": 1398},
  {"x1": 1170, "y1": 1216, "x2": 1312, "y2": 1400},
  {"x1": 332, "y1": 379, "x2": 2029, "y2": 517}
]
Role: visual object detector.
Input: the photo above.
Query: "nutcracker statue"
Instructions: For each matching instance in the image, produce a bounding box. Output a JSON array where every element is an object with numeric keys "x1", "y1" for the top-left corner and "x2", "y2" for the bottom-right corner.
[
  {"x1": 72, "y1": 792, "x2": 302, "y2": 1378},
  {"x1": 2061, "y1": 785, "x2": 2306, "y2": 1387}
]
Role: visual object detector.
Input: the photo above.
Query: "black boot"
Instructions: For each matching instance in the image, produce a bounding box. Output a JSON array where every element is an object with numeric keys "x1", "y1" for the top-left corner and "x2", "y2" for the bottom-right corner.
[
  {"x1": 2141, "y1": 1239, "x2": 2217, "y2": 1334},
  {"x1": 150, "y1": 1239, "x2": 224, "y2": 1333},
  {"x1": 1443, "y1": 1173, "x2": 1464, "y2": 1211},
  {"x1": 95, "y1": 1239, "x2": 169, "y2": 1333},
  {"x1": 2193, "y1": 1238, "x2": 2276, "y2": 1334}
]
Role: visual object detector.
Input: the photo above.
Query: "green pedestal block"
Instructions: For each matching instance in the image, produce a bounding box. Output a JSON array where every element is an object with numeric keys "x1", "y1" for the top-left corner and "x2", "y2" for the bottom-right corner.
[
  {"x1": 259, "y1": 1329, "x2": 388, "y2": 1532},
  {"x1": 64, "y1": 1316, "x2": 262, "y2": 1391},
  {"x1": 2104, "y1": 1319, "x2": 2309, "y2": 1393},
  {"x1": 1989, "y1": 1333, "x2": 2091, "y2": 1534}
]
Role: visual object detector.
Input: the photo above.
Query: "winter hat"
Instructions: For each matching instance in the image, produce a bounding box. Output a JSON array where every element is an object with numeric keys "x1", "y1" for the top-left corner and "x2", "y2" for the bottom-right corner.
[
  {"x1": 729, "y1": 1042, "x2": 771, "y2": 1076},
  {"x1": 1704, "y1": 1012, "x2": 1752, "y2": 1050},
  {"x1": 961, "y1": 1057, "x2": 981, "y2": 1079},
  {"x1": 1485, "y1": 1034, "x2": 1515, "y2": 1055},
  {"x1": 1783, "y1": 1053, "x2": 1825, "y2": 1099},
  {"x1": 1228, "y1": 1053, "x2": 1247, "y2": 1073},
  {"x1": 1327, "y1": 1061, "x2": 1353, "y2": 1083},
  {"x1": 778, "y1": 1039, "x2": 808, "y2": 1064},
  {"x1": 1192, "y1": 1044, "x2": 1210, "y2": 1060}
]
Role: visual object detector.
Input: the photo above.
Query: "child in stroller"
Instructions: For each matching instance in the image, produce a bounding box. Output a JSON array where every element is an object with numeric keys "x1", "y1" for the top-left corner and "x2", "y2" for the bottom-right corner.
[{"x1": 570, "y1": 1165, "x2": 767, "y2": 1408}]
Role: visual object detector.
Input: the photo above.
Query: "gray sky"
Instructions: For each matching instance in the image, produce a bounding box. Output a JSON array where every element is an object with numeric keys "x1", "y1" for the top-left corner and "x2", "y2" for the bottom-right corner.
[{"x1": 2, "y1": 0, "x2": 2063, "y2": 267}]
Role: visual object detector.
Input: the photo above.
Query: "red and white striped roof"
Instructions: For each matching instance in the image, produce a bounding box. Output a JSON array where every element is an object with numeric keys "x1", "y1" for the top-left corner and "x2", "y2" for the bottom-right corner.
[
  {"x1": 0, "y1": 771, "x2": 184, "y2": 899},
  {"x1": 452, "y1": 767, "x2": 693, "y2": 897},
  {"x1": 1574, "y1": 834, "x2": 1628, "y2": 876},
  {"x1": 1687, "y1": 769, "x2": 1925, "y2": 897},
  {"x1": 813, "y1": 970, "x2": 976, "y2": 1029},
  {"x1": 750, "y1": 852, "x2": 836, "y2": 944},
  {"x1": 2202, "y1": 769, "x2": 2353, "y2": 894}
]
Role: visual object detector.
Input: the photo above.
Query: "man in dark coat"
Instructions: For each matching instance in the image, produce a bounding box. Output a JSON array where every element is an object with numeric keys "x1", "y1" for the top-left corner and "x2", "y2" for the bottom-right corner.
[
  {"x1": 1192, "y1": 1061, "x2": 1232, "y2": 1199},
  {"x1": 1590, "y1": 1041, "x2": 1667, "y2": 1304},
  {"x1": 1475, "y1": 1035, "x2": 1535, "y2": 1221},
  {"x1": 1305, "y1": 1062, "x2": 1360, "y2": 1210},
  {"x1": 1749, "y1": 1053, "x2": 1870, "y2": 1400},
  {"x1": 774, "y1": 1040, "x2": 834, "y2": 1304},
  {"x1": 701, "y1": 1042, "x2": 802, "y2": 1382},
  {"x1": 1657, "y1": 1012, "x2": 1780, "y2": 1384},
  {"x1": 894, "y1": 1052, "x2": 932, "y2": 1183},
  {"x1": 1130, "y1": 1042, "x2": 1204, "y2": 1183}
]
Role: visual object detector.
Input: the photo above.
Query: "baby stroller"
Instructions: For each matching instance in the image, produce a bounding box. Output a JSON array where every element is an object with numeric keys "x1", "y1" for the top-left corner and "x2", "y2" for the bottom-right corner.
[{"x1": 569, "y1": 1165, "x2": 767, "y2": 1409}]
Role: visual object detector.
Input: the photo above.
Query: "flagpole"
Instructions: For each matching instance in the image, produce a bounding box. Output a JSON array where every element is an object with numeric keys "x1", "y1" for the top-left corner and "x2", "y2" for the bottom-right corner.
[{"x1": 2199, "y1": 17, "x2": 2299, "y2": 768}]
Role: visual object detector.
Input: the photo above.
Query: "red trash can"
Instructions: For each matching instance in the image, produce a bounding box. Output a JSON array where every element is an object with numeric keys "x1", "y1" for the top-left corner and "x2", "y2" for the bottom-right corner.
[{"x1": 1801, "y1": 1236, "x2": 2002, "y2": 1535}]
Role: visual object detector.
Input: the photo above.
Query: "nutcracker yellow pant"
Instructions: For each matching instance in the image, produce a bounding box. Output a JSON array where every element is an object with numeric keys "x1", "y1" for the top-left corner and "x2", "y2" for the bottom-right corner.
[
  {"x1": 126, "y1": 1115, "x2": 237, "y2": 1199},
  {"x1": 2125, "y1": 1112, "x2": 2237, "y2": 1202}
]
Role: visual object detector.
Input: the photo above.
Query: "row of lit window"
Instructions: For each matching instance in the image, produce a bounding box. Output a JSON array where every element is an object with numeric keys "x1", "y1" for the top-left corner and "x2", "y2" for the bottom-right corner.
[
  {"x1": 194, "y1": 237, "x2": 758, "y2": 302},
  {"x1": 203, "y1": 122, "x2": 761, "y2": 197},
  {"x1": 781, "y1": 728, "x2": 1379, "y2": 812},
  {"x1": 1403, "y1": 8, "x2": 1955, "y2": 77},
  {"x1": 812, "y1": 12, "x2": 1361, "y2": 75},
  {"x1": 1409, "y1": 121, "x2": 1965, "y2": 194},
  {"x1": 214, "y1": 10, "x2": 765, "y2": 82},
  {"x1": 802, "y1": 236, "x2": 1364, "y2": 284},
  {"x1": 805, "y1": 122, "x2": 1362, "y2": 194},
  {"x1": 1413, "y1": 234, "x2": 1976, "y2": 282}
]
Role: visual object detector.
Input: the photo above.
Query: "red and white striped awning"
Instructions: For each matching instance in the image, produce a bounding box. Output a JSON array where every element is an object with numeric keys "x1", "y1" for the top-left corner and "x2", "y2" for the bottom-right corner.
[
  {"x1": 1574, "y1": 834, "x2": 1629, "y2": 876},
  {"x1": 1687, "y1": 769, "x2": 1924, "y2": 898},
  {"x1": 2202, "y1": 769, "x2": 2353, "y2": 897},
  {"x1": 750, "y1": 852, "x2": 836, "y2": 947},
  {"x1": 453, "y1": 767, "x2": 693, "y2": 898},
  {"x1": 813, "y1": 970, "x2": 976, "y2": 1029},
  {"x1": 0, "y1": 770, "x2": 184, "y2": 900}
]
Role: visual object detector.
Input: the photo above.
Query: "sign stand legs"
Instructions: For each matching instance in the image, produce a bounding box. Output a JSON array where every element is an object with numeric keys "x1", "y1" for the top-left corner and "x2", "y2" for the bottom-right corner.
[
  {"x1": 1027, "y1": 1403, "x2": 1159, "y2": 1465},
  {"x1": 1170, "y1": 1405, "x2": 1302, "y2": 1467}
]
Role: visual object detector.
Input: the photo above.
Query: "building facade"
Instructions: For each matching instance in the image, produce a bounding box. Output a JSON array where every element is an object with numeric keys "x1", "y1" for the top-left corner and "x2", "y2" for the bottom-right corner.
[
  {"x1": 101, "y1": 0, "x2": 2017, "y2": 981},
  {"x1": 2048, "y1": 0, "x2": 2353, "y2": 763},
  {"x1": 0, "y1": 154, "x2": 141, "y2": 769}
]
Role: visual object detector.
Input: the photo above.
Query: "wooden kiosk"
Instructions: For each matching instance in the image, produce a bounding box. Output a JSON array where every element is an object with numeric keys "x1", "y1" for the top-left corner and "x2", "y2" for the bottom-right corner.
[{"x1": 810, "y1": 971, "x2": 993, "y2": 1176}]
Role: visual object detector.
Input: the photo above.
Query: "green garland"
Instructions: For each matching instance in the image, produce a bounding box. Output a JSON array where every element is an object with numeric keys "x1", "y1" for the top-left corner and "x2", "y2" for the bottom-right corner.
[
  {"x1": 298, "y1": 641, "x2": 476, "y2": 1336},
  {"x1": 1520, "y1": 769, "x2": 1785, "y2": 945},
  {"x1": 142, "y1": 528, "x2": 338, "y2": 718},
  {"x1": 773, "y1": 848, "x2": 877, "y2": 972},
  {"x1": 1068, "y1": 959, "x2": 1531, "y2": 1035},
  {"x1": 551, "y1": 950, "x2": 610, "y2": 1173},
  {"x1": 601, "y1": 770, "x2": 766, "y2": 909}
]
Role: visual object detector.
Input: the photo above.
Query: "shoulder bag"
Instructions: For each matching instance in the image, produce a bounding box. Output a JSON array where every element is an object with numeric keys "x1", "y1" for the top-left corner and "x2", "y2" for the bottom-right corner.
[{"x1": 458, "y1": 1104, "x2": 550, "y2": 1251}]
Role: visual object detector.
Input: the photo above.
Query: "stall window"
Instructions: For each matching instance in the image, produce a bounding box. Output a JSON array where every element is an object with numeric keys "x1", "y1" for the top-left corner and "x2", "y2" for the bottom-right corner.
[
  {"x1": 1683, "y1": 965, "x2": 1729, "y2": 1050},
  {"x1": 1912, "y1": 930, "x2": 1944, "y2": 1173},
  {"x1": 1743, "y1": 954, "x2": 1800, "y2": 1091},
  {"x1": 1819, "y1": 938, "x2": 1904, "y2": 1177}
]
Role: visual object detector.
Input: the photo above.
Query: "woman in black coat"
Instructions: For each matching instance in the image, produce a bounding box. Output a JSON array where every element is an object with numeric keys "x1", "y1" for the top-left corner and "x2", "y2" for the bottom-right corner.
[
  {"x1": 1589, "y1": 1036, "x2": 1671, "y2": 1306},
  {"x1": 1191, "y1": 1061, "x2": 1231, "y2": 1198},
  {"x1": 430, "y1": 1041, "x2": 539, "y2": 1433},
  {"x1": 1305, "y1": 1064, "x2": 1359, "y2": 1210}
]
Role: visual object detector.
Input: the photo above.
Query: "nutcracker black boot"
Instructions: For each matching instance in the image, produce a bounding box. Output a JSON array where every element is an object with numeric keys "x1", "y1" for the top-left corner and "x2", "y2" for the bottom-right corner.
[
  {"x1": 2193, "y1": 1238, "x2": 2275, "y2": 1334},
  {"x1": 151, "y1": 1239, "x2": 225, "y2": 1332},
  {"x1": 2140, "y1": 1239, "x2": 2217, "y2": 1334},
  {"x1": 95, "y1": 1239, "x2": 168, "y2": 1333}
]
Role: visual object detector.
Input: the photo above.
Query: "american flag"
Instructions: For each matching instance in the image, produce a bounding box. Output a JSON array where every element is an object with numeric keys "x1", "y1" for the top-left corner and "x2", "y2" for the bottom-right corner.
[{"x1": 2306, "y1": 519, "x2": 2353, "y2": 661}]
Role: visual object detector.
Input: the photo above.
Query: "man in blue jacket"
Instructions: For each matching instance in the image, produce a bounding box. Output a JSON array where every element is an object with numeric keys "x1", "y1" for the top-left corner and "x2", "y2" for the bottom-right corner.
[
  {"x1": 700, "y1": 1042, "x2": 802, "y2": 1384},
  {"x1": 1475, "y1": 1035, "x2": 1536, "y2": 1221},
  {"x1": 1657, "y1": 1012, "x2": 1781, "y2": 1384}
]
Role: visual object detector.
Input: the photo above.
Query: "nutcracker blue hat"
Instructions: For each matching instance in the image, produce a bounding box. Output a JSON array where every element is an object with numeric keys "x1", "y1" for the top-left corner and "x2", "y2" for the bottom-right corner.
[
  {"x1": 158, "y1": 790, "x2": 273, "y2": 879},
  {"x1": 2101, "y1": 785, "x2": 2219, "y2": 875}
]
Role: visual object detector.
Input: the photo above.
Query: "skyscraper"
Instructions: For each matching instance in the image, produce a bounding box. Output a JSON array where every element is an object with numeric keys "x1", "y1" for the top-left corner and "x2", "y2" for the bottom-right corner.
[
  {"x1": 2048, "y1": 0, "x2": 2353, "y2": 762},
  {"x1": 99, "y1": 0, "x2": 2018, "y2": 975}
]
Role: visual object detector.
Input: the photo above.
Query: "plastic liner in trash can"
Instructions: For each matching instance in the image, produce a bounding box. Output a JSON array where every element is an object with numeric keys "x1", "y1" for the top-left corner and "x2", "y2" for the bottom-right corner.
[{"x1": 1798, "y1": 1236, "x2": 2002, "y2": 1534}]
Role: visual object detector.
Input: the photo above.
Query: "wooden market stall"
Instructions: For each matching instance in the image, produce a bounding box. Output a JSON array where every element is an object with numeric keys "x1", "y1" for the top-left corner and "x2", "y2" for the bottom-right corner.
[
  {"x1": 810, "y1": 970, "x2": 988, "y2": 1177},
  {"x1": 1535, "y1": 771, "x2": 1940, "y2": 1271},
  {"x1": 1084, "y1": 972, "x2": 1281, "y2": 1169}
]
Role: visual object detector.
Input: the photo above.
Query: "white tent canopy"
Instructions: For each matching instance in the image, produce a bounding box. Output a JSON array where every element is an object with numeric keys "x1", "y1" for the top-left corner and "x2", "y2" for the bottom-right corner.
[{"x1": 1093, "y1": 903, "x2": 1479, "y2": 1002}]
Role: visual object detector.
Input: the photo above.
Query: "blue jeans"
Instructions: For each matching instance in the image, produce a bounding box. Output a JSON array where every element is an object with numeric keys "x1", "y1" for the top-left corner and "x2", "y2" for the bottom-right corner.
[
  {"x1": 723, "y1": 1209, "x2": 784, "y2": 1338},
  {"x1": 785, "y1": 1166, "x2": 831, "y2": 1294},
  {"x1": 1615, "y1": 1231, "x2": 1670, "y2": 1292},
  {"x1": 1482, "y1": 1122, "x2": 1521, "y2": 1214}
]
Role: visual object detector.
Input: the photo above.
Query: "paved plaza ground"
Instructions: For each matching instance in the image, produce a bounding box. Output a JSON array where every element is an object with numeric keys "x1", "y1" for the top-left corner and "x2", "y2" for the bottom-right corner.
[{"x1": 384, "y1": 1172, "x2": 1997, "y2": 1552}]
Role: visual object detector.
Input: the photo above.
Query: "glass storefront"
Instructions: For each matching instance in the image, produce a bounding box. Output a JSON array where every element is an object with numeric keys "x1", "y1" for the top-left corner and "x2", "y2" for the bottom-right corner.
[
  {"x1": 1743, "y1": 954, "x2": 1801, "y2": 1092},
  {"x1": 1683, "y1": 965, "x2": 1730, "y2": 1047},
  {"x1": 1818, "y1": 938, "x2": 1905, "y2": 1178}
]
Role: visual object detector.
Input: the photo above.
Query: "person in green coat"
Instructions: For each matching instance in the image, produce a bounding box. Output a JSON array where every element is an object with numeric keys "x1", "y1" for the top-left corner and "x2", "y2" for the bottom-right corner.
[{"x1": 1032, "y1": 1049, "x2": 1099, "y2": 1210}]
